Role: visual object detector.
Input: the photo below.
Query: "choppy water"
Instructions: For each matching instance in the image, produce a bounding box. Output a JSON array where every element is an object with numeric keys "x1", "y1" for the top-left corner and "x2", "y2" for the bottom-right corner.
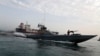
[{"x1": 0, "y1": 35, "x2": 100, "y2": 56}]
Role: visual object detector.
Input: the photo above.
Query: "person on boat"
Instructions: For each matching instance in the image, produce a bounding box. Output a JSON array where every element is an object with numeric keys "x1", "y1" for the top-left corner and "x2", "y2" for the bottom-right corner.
[
  {"x1": 67, "y1": 30, "x2": 76, "y2": 35},
  {"x1": 67, "y1": 30, "x2": 70, "y2": 35}
]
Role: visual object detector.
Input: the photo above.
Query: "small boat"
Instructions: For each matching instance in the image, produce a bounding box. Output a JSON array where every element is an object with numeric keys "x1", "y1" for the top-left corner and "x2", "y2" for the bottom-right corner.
[{"x1": 26, "y1": 24, "x2": 97, "y2": 45}]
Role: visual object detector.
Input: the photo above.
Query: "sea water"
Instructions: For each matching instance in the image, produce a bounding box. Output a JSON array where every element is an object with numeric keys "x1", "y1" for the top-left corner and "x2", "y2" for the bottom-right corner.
[{"x1": 0, "y1": 35, "x2": 100, "y2": 56}]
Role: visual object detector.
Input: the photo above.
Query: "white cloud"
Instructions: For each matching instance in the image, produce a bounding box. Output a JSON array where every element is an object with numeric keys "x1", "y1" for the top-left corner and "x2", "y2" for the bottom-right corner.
[{"x1": 0, "y1": 0, "x2": 100, "y2": 22}]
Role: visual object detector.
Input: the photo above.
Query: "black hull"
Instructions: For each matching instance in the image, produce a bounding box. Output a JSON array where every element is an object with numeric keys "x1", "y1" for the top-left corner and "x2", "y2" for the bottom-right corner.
[{"x1": 26, "y1": 35, "x2": 97, "y2": 43}]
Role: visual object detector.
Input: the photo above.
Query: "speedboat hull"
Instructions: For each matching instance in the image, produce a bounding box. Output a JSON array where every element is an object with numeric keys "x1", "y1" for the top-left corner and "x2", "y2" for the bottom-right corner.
[{"x1": 26, "y1": 34, "x2": 97, "y2": 43}]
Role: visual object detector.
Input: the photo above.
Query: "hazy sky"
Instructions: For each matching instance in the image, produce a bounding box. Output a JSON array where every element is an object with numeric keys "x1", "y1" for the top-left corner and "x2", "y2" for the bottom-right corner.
[{"x1": 0, "y1": 0, "x2": 100, "y2": 35}]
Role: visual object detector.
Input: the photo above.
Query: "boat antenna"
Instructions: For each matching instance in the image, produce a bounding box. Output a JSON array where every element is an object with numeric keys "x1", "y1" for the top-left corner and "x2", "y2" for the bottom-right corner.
[
  {"x1": 43, "y1": 9, "x2": 46, "y2": 25},
  {"x1": 41, "y1": 6, "x2": 46, "y2": 25}
]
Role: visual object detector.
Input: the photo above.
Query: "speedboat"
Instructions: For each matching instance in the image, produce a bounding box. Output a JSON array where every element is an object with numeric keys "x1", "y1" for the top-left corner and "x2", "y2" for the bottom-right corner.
[{"x1": 26, "y1": 24, "x2": 97, "y2": 45}]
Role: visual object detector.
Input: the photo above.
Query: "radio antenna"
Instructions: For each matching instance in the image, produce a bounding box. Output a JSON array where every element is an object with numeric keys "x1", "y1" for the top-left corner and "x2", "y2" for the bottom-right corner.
[{"x1": 41, "y1": 6, "x2": 46, "y2": 25}]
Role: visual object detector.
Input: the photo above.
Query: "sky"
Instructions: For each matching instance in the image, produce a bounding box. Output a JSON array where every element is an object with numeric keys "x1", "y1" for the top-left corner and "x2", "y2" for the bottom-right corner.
[{"x1": 0, "y1": 0, "x2": 100, "y2": 35}]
